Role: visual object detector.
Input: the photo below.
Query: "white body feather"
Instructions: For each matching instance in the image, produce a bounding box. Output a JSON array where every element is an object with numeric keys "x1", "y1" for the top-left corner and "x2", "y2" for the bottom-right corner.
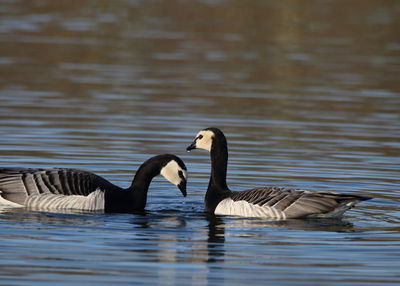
[
  {"x1": 215, "y1": 198, "x2": 287, "y2": 219},
  {"x1": 214, "y1": 197, "x2": 359, "y2": 219},
  {"x1": 0, "y1": 194, "x2": 24, "y2": 208},
  {"x1": 24, "y1": 189, "x2": 105, "y2": 211}
]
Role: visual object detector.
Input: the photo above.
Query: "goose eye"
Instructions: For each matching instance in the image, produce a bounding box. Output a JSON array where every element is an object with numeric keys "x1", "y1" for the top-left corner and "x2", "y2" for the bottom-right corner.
[
  {"x1": 178, "y1": 170, "x2": 184, "y2": 180},
  {"x1": 198, "y1": 135, "x2": 203, "y2": 140}
]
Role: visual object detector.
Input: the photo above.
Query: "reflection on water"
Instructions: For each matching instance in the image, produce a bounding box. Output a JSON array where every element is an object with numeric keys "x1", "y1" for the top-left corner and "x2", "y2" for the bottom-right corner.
[
  {"x1": 3, "y1": 207, "x2": 399, "y2": 285},
  {"x1": 1, "y1": 0, "x2": 400, "y2": 285}
]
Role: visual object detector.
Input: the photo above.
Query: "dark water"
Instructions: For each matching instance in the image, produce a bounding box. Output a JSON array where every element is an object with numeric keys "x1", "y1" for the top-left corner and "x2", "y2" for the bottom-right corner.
[{"x1": 1, "y1": 1, "x2": 400, "y2": 285}]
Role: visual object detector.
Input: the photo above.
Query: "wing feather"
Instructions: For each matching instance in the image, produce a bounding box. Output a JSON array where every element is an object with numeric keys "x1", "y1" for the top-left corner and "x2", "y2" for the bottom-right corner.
[
  {"x1": 0, "y1": 168, "x2": 118, "y2": 206},
  {"x1": 230, "y1": 187, "x2": 370, "y2": 219}
]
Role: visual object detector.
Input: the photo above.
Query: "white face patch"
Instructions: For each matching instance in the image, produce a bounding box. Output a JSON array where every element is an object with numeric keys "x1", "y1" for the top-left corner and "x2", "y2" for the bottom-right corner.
[
  {"x1": 160, "y1": 160, "x2": 186, "y2": 186},
  {"x1": 193, "y1": 130, "x2": 214, "y2": 151}
]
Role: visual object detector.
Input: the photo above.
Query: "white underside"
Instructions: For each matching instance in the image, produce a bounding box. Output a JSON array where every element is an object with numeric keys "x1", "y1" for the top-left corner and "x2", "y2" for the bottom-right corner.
[
  {"x1": 214, "y1": 198, "x2": 287, "y2": 219},
  {"x1": 214, "y1": 198, "x2": 356, "y2": 219},
  {"x1": 1, "y1": 189, "x2": 106, "y2": 211},
  {"x1": 25, "y1": 189, "x2": 105, "y2": 211},
  {"x1": 0, "y1": 195, "x2": 24, "y2": 207}
]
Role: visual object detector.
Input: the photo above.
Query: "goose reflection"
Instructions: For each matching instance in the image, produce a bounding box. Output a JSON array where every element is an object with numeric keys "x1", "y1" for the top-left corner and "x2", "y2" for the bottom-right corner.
[
  {"x1": 205, "y1": 214, "x2": 225, "y2": 263},
  {"x1": 213, "y1": 215, "x2": 356, "y2": 234}
]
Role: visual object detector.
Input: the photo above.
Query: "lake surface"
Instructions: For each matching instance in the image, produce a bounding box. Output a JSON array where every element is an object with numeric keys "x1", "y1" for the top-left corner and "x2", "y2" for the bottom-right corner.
[{"x1": 0, "y1": 0, "x2": 399, "y2": 285}]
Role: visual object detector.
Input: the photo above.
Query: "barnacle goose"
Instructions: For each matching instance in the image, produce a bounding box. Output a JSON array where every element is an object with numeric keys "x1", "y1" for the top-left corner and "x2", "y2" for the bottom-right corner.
[
  {"x1": 0, "y1": 154, "x2": 187, "y2": 212},
  {"x1": 187, "y1": 127, "x2": 370, "y2": 219}
]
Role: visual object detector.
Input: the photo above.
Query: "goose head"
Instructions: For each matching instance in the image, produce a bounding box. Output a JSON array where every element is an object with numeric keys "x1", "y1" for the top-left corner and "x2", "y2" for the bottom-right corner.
[
  {"x1": 159, "y1": 155, "x2": 187, "y2": 197},
  {"x1": 186, "y1": 127, "x2": 222, "y2": 152}
]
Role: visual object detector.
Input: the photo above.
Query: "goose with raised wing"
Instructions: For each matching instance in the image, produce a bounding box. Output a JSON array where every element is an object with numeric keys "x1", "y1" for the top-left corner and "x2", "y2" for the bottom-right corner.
[
  {"x1": 187, "y1": 127, "x2": 370, "y2": 219},
  {"x1": 0, "y1": 154, "x2": 187, "y2": 212}
]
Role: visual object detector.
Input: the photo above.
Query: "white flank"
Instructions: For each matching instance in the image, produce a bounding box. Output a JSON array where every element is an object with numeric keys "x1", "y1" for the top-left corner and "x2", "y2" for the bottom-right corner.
[
  {"x1": 24, "y1": 189, "x2": 105, "y2": 211},
  {"x1": 214, "y1": 198, "x2": 287, "y2": 219},
  {"x1": 160, "y1": 160, "x2": 186, "y2": 186},
  {"x1": 0, "y1": 195, "x2": 24, "y2": 207},
  {"x1": 194, "y1": 130, "x2": 214, "y2": 151}
]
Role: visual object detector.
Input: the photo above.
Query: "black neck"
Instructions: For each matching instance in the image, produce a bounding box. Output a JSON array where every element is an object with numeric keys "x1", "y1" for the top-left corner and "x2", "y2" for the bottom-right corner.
[
  {"x1": 104, "y1": 159, "x2": 161, "y2": 213},
  {"x1": 130, "y1": 162, "x2": 160, "y2": 209},
  {"x1": 205, "y1": 132, "x2": 231, "y2": 212},
  {"x1": 209, "y1": 137, "x2": 229, "y2": 190}
]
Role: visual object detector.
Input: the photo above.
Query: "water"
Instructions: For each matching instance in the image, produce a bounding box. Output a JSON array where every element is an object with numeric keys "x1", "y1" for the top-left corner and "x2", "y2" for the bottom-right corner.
[{"x1": 0, "y1": 0, "x2": 400, "y2": 285}]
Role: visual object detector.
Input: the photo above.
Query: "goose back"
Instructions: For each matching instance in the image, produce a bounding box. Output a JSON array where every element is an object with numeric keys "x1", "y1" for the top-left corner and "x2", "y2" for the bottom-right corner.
[{"x1": 0, "y1": 168, "x2": 119, "y2": 205}]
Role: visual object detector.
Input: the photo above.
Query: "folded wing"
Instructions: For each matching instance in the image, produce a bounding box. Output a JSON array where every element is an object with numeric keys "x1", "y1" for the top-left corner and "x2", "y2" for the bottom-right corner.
[
  {"x1": 0, "y1": 168, "x2": 116, "y2": 206},
  {"x1": 230, "y1": 187, "x2": 370, "y2": 219}
]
